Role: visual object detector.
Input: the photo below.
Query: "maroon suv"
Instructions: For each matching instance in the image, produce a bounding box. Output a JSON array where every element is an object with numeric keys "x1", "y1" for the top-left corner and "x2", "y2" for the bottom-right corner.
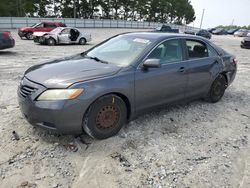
[{"x1": 18, "y1": 22, "x2": 66, "y2": 40}]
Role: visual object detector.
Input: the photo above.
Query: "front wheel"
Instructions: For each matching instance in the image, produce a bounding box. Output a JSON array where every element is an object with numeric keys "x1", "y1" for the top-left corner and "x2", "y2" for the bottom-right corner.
[
  {"x1": 25, "y1": 32, "x2": 33, "y2": 40},
  {"x1": 206, "y1": 74, "x2": 227, "y2": 103},
  {"x1": 47, "y1": 38, "x2": 56, "y2": 46},
  {"x1": 83, "y1": 95, "x2": 127, "y2": 139}
]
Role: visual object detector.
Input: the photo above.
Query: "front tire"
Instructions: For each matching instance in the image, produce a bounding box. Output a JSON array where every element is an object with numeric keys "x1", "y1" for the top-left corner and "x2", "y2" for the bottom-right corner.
[
  {"x1": 83, "y1": 95, "x2": 127, "y2": 139},
  {"x1": 206, "y1": 74, "x2": 227, "y2": 103},
  {"x1": 47, "y1": 38, "x2": 56, "y2": 46},
  {"x1": 25, "y1": 32, "x2": 33, "y2": 40}
]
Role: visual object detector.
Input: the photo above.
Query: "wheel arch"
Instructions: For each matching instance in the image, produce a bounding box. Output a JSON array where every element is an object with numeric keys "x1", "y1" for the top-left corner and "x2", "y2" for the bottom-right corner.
[{"x1": 84, "y1": 92, "x2": 132, "y2": 121}]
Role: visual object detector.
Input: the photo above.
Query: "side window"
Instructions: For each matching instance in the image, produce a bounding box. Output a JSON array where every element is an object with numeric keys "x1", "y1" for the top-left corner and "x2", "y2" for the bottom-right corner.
[
  {"x1": 44, "y1": 23, "x2": 57, "y2": 28},
  {"x1": 207, "y1": 45, "x2": 218, "y2": 57},
  {"x1": 148, "y1": 39, "x2": 183, "y2": 64},
  {"x1": 61, "y1": 29, "x2": 70, "y2": 34},
  {"x1": 35, "y1": 23, "x2": 44, "y2": 28},
  {"x1": 186, "y1": 40, "x2": 208, "y2": 59}
]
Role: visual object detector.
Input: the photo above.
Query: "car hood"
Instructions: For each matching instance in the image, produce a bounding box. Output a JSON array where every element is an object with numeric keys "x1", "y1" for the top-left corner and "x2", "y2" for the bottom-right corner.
[
  {"x1": 19, "y1": 27, "x2": 32, "y2": 31},
  {"x1": 243, "y1": 37, "x2": 250, "y2": 42},
  {"x1": 24, "y1": 54, "x2": 122, "y2": 88},
  {"x1": 33, "y1": 32, "x2": 48, "y2": 37}
]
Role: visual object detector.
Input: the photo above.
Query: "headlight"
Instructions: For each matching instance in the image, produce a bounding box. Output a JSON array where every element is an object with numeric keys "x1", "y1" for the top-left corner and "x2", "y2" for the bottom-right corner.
[{"x1": 37, "y1": 89, "x2": 84, "y2": 101}]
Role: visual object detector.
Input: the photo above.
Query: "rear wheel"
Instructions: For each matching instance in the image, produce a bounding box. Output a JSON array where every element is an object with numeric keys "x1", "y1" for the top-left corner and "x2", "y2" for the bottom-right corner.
[
  {"x1": 25, "y1": 32, "x2": 33, "y2": 40},
  {"x1": 47, "y1": 38, "x2": 56, "y2": 46},
  {"x1": 206, "y1": 74, "x2": 227, "y2": 103},
  {"x1": 79, "y1": 38, "x2": 86, "y2": 45},
  {"x1": 83, "y1": 95, "x2": 127, "y2": 139}
]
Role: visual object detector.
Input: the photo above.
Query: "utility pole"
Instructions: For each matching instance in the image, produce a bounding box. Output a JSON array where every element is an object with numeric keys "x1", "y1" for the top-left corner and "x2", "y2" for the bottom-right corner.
[
  {"x1": 200, "y1": 9, "x2": 205, "y2": 29},
  {"x1": 74, "y1": 0, "x2": 76, "y2": 27},
  {"x1": 231, "y1": 19, "x2": 234, "y2": 26}
]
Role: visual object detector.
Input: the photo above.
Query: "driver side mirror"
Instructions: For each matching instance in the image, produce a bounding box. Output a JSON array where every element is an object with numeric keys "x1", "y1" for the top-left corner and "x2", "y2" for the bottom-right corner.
[{"x1": 143, "y1": 59, "x2": 161, "y2": 69}]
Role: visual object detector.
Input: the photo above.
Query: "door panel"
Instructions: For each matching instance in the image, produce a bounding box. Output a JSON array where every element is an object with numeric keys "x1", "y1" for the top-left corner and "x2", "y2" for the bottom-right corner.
[
  {"x1": 184, "y1": 39, "x2": 222, "y2": 98},
  {"x1": 58, "y1": 29, "x2": 70, "y2": 44},
  {"x1": 135, "y1": 62, "x2": 188, "y2": 112},
  {"x1": 135, "y1": 39, "x2": 187, "y2": 113}
]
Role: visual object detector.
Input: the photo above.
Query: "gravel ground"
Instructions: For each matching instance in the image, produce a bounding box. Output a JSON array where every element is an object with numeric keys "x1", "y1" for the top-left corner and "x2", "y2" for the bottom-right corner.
[{"x1": 0, "y1": 29, "x2": 250, "y2": 188}]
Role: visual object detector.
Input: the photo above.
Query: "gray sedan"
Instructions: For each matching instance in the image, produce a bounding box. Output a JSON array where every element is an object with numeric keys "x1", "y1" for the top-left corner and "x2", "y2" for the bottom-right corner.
[
  {"x1": 33, "y1": 27, "x2": 91, "y2": 46},
  {"x1": 18, "y1": 32, "x2": 237, "y2": 139}
]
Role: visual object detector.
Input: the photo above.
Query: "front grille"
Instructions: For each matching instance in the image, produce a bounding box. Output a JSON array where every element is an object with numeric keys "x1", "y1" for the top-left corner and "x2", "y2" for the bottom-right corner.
[
  {"x1": 20, "y1": 85, "x2": 37, "y2": 98},
  {"x1": 244, "y1": 41, "x2": 250, "y2": 45}
]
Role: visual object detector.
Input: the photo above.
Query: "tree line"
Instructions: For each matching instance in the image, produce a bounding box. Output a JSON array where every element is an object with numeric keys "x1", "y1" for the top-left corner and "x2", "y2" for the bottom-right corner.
[{"x1": 0, "y1": 0, "x2": 195, "y2": 24}]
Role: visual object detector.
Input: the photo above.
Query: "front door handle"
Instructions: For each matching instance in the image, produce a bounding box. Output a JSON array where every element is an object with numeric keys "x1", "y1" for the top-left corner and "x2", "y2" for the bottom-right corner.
[{"x1": 178, "y1": 67, "x2": 185, "y2": 73}]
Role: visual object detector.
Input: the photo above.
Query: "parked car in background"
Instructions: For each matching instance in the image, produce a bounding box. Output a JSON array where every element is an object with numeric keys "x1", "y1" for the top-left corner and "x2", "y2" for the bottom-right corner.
[
  {"x1": 234, "y1": 29, "x2": 249, "y2": 37},
  {"x1": 0, "y1": 31, "x2": 15, "y2": 50},
  {"x1": 18, "y1": 22, "x2": 66, "y2": 40},
  {"x1": 247, "y1": 33, "x2": 250, "y2": 37},
  {"x1": 241, "y1": 37, "x2": 250, "y2": 49},
  {"x1": 196, "y1": 29, "x2": 212, "y2": 39},
  {"x1": 227, "y1": 28, "x2": 239, "y2": 35},
  {"x1": 184, "y1": 30, "x2": 196, "y2": 35},
  {"x1": 18, "y1": 32, "x2": 237, "y2": 139},
  {"x1": 33, "y1": 27, "x2": 91, "y2": 46},
  {"x1": 184, "y1": 29, "x2": 211, "y2": 39},
  {"x1": 154, "y1": 25, "x2": 179, "y2": 33},
  {"x1": 208, "y1": 28, "x2": 216, "y2": 33},
  {"x1": 212, "y1": 28, "x2": 227, "y2": 35}
]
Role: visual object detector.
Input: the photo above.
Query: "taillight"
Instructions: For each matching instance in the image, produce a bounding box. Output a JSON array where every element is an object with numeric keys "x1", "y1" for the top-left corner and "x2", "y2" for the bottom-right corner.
[
  {"x1": 233, "y1": 58, "x2": 237, "y2": 65},
  {"x1": 2, "y1": 32, "x2": 11, "y2": 38}
]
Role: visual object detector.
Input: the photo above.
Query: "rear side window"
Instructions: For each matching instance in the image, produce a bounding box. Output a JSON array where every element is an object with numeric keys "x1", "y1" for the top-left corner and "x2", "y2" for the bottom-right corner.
[
  {"x1": 44, "y1": 23, "x2": 57, "y2": 28},
  {"x1": 186, "y1": 40, "x2": 208, "y2": 59},
  {"x1": 148, "y1": 39, "x2": 183, "y2": 64},
  {"x1": 207, "y1": 45, "x2": 218, "y2": 57}
]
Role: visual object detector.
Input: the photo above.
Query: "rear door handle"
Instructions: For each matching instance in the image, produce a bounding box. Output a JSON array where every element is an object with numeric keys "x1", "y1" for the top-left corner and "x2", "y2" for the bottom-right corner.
[{"x1": 178, "y1": 67, "x2": 185, "y2": 73}]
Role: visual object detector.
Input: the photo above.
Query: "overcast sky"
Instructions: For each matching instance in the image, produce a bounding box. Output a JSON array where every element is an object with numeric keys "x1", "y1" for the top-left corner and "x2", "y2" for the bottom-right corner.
[{"x1": 189, "y1": 0, "x2": 250, "y2": 28}]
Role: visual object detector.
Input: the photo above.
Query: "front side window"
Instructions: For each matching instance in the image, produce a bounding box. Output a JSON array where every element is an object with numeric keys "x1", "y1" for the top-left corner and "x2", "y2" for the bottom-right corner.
[
  {"x1": 186, "y1": 40, "x2": 208, "y2": 59},
  {"x1": 61, "y1": 28, "x2": 70, "y2": 34},
  {"x1": 147, "y1": 39, "x2": 183, "y2": 64}
]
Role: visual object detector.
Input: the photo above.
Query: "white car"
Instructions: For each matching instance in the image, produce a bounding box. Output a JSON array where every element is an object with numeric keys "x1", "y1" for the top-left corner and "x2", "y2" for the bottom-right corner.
[
  {"x1": 234, "y1": 29, "x2": 249, "y2": 37},
  {"x1": 33, "y1": 27, "x2": 91, "y2": 46},
  {"x1": 247, "y1": 32, "x2": 250, "y2": 37}
]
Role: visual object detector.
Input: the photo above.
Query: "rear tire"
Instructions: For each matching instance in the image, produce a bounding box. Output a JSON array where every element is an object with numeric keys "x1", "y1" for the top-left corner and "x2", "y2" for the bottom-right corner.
[
  {"x1": 25, "y1": 32, "x2": 33, "y2": 40},
  {"x1": 79, "y1": 38, "x2": 86, "y2": 45},
  {"x1": 47, "y1": 38, "x2": 56, "y2": 46},
  {"x1": 206, "y1": 74, "x2": 227, "y2": 103},
  {"x1": 83, "y1": 95, "x2": 127, "y2": 139}
]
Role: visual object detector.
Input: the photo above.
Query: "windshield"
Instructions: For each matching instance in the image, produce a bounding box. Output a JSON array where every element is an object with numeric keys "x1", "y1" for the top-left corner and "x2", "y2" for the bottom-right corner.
[
  {"x1": 31, "y1": 23, "x2": 39, "y2": 28},
  {"x1": 50, "y1": 27, "x2": 61, "y2": 34},
  {"x1": 85, "y1": 35, "x2": 153, "y2": 66}
]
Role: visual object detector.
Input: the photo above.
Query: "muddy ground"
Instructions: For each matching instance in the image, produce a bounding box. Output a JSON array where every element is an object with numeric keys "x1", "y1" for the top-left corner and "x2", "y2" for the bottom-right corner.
[{"x1": 0, "y1": 29, "x2": 249, "y2": 188}]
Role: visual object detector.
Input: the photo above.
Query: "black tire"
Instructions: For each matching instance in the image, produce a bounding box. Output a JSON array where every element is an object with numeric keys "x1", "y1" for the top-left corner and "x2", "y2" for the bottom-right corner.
[
  {"x1": 47, "y1": 38, "x2": 56, "y2": 46},
  {"x1": 79, "y1": 38, "x2": 86, "y2": 45},
  {"x1": 83, "y1": 95, "x2": 127, "y2": 139},
  {"x1": 206, "y1": 74, "x2": 227, "y2": 103},
  {"x1": 25, "y1": 32, "x2": 33, "y2": 40}
]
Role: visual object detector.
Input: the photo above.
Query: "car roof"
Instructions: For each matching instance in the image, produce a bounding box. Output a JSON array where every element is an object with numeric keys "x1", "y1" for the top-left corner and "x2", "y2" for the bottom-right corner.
[
  {"x1": 56, "y1": 26, "x2": 77, "y2": 29},
  {"x1": 120, "y1": 32, "x2": 208, "y2": 41},
  {"x1": 41, "y1": 21, "x2": 63, "y2": 24}
]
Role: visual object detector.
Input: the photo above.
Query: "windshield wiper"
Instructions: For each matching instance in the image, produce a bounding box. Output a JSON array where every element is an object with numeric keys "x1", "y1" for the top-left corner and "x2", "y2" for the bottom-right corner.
[{"x1": 81, "y1": 53, "x2": 108, "y2": 64}]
